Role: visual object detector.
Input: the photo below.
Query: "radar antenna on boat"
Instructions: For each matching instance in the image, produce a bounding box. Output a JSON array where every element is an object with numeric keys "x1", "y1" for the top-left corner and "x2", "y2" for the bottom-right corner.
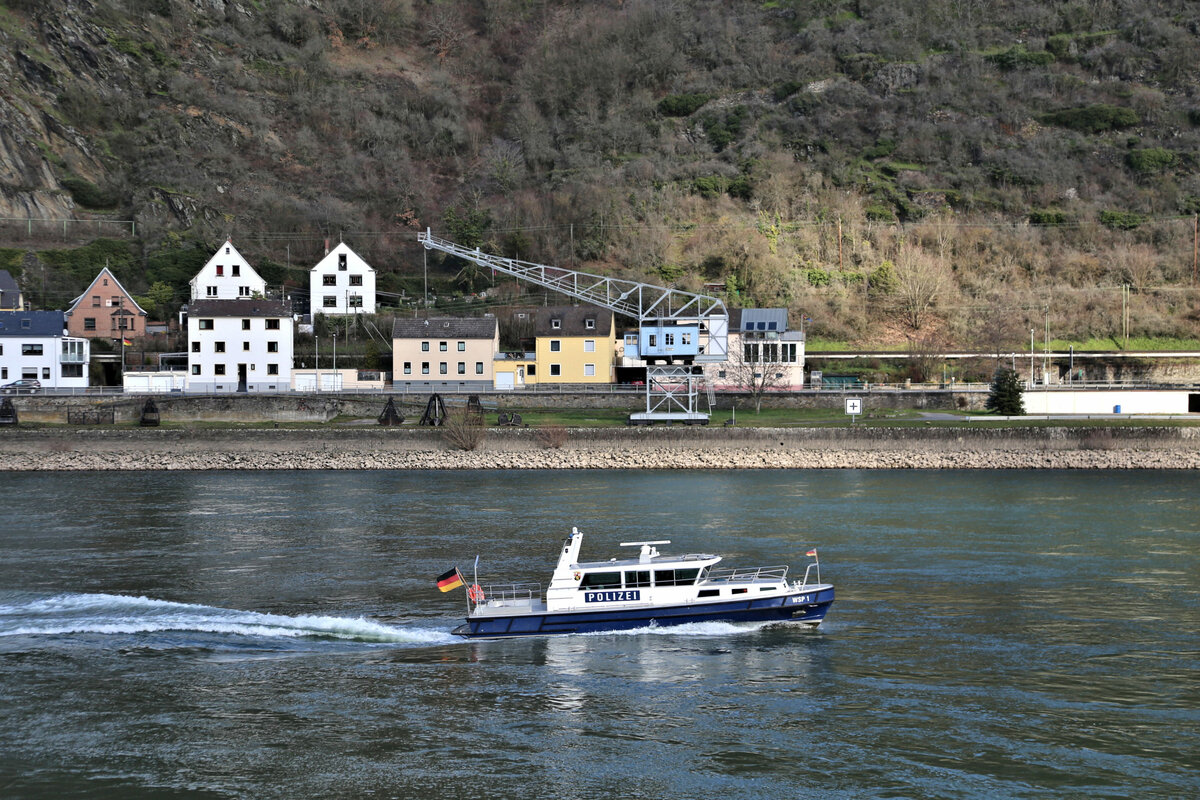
[{"x1": 620, "y1": 540, "x2": 671, "y2": 562}]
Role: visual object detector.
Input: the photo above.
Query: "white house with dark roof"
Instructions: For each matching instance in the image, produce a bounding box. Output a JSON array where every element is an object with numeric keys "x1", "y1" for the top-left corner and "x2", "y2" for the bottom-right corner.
[
  {"x1": 0, "y1": 310, "x2": 89, "y2": 391},
  {"x1": 186, "y1": 299, "x2": 293, "y2": 393},
  {"x1": 0, "y1": 270, "x2": 23, "y2": 311},
  {"x1": 189, "y1": 240, "x2": 267, "y2": 301},
  {"x1": 310, "y1": 242, "x2": 375, "y2": 317},
  {"x1": 392, "y1": 316, "x2": 499, "y2": 390},
  {"x1": 705, "y1": 308, "x2": 805, "y2": 389}
]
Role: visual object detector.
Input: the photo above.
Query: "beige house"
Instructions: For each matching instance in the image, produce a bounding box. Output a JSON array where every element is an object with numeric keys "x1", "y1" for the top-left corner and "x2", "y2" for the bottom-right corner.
[{"x1": 392, "y1": 316, "x2": 499, "y2": 389}]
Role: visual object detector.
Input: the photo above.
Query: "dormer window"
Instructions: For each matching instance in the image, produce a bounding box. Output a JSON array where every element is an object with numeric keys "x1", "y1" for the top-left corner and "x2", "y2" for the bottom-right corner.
[
  {"x1": 551, "y1": 319, "x2": 561, "y2": 329},
  {"x1": 585, "y1": 318, "x2": 595, "y2": 329}
]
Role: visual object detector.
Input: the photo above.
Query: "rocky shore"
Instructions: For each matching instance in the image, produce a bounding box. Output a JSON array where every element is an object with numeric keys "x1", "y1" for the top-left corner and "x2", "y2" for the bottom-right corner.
[{"x1": 1, "y1": 426, "x2": 1198, "y2": 470}]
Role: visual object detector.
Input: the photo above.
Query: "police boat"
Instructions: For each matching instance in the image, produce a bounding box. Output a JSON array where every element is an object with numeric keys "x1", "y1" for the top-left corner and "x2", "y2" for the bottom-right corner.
[{"x1": 446, "y1": 527, "x2": 834, "y2": 639}]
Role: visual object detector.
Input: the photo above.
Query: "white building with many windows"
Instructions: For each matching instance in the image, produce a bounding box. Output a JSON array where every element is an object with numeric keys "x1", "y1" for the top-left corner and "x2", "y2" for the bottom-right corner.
[
  {"x1": 190, "y1": 240, "x2": 268, "y2": 301},
  {"x1": 186, "y1": 299, "x2": 292, "y2": 393},
  {"x1": 0, "y1": 310, "x2": 89, "y2": 391},
  {"x1": 309, "y1": 242, "x2": 375, "y2": 317}
]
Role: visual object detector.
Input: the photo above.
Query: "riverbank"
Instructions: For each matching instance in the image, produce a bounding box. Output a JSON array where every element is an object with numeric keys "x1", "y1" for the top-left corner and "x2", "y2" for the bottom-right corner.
[{"x1": 1, "y1": 426, "x2": 1198, "y2": 469}]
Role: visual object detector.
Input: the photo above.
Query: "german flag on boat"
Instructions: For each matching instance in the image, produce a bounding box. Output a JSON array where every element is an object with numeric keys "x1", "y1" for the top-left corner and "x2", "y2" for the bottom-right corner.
[{"x1": 436, "y1": 567, "x2": 464, "y2": 592}]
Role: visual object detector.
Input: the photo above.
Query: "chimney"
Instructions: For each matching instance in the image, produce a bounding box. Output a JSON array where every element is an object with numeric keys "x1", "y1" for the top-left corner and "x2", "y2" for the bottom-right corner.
[{"x1": 324, "y1": 238, "x2": 330, "y2": 256}]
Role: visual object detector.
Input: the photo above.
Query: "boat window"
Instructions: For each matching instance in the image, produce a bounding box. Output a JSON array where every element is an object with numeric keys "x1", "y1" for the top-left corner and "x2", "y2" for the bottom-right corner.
[
  {"x1": 624, "y1": 570, "x2": 651, "y2": 588},
  {"x1": 697, "y1": 589, "x2": 719, "y2": 598},
  {"x1": 580, "y1": 572, "x2": 621, "y2": 590},
  {"x1": 654, "y1": 568, "x2": 700, "y2": 587},
  {"x1": 732, "y1": 588, "x2": 748, "y2": 595}
]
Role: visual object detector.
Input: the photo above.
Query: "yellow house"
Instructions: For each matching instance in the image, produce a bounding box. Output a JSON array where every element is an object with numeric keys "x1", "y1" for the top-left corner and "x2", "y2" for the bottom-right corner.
[{"x1": 534, "y1": 305, "x2": 614, "y2": 384}]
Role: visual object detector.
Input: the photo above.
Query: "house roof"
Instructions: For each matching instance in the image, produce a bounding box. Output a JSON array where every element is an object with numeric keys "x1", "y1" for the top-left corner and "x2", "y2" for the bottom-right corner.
[
  {"x1": 734, "y1": 308, "x2": 788, "y2": 332},
  {"x1": 66, "y1": 267, "x2": 148, "y2": 316},
  {"x1": 0, "y1": 270, "x2": 20, "y2": 309},
  {"x1": 392, "y1": 316, "x2": 497, "y2": 340},
  {"x1": 0, "y1": 310, "x2": 65, "y2": 337},
  {"x1": 312, "y1": 242, "x2": 374, "y2": 273},
  {"x1": 535, "y1": 306, "x2": 612, "y2": 337},
  {"x1": 188, "y1": 299, "x2": 291, "y2": 317}
]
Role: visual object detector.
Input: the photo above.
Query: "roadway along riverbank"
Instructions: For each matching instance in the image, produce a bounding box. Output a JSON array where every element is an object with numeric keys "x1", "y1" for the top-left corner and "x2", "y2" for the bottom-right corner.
[{"x1": 1, "y1": 426, "x2": 1198, "y2": 469}]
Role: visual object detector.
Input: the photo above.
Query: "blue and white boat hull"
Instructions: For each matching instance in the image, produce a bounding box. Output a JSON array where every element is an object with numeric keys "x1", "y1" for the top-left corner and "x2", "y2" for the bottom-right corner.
[{"x1": 452, "y1": 585, "x2": 834, "y2": 639}]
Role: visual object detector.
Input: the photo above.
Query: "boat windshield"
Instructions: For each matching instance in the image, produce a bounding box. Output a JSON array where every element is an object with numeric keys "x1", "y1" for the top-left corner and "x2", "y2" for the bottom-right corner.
[{"x1": 654, "y1": 567, "x2": 700, "y2": 587}]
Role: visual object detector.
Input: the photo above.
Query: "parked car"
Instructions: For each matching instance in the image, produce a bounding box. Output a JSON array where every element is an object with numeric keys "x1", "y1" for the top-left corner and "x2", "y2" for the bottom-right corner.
[{"x1": 1, "y1": 379, "x2": 40, "y2": 394}]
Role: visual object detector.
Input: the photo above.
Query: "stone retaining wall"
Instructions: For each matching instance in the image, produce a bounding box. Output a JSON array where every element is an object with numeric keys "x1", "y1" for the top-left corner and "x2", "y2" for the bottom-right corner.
[{"x1": 1, "y1": 426, "x2": 1195, "y2": 470}]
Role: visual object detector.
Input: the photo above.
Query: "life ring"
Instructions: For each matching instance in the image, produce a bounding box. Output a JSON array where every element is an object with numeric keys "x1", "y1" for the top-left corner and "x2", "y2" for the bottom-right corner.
[{"x1": 468, "y1": 584, "x2": 485, "y2": 603}]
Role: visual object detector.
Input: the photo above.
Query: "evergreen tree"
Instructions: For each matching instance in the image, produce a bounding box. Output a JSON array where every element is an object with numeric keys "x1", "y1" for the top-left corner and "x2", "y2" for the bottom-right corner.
[{"x1": 986, "y1": 367, "x2": 1025, "y2": 415}]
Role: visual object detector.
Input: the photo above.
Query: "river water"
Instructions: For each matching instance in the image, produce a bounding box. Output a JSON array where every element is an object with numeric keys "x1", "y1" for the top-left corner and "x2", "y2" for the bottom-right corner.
[{"x1": 0, "y1": 470, "x2": 1196, "y2": 799}]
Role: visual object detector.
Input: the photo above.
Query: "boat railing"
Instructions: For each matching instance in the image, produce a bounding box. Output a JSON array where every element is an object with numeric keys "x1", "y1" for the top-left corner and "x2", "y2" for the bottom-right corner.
[
  {"x1": 798, "y1": 563, "x2": 821, "y2": 589},
  {"x1": 704, "y1": 565, "x2": 790, "y2": 584},
  {"x1": 473, "y1": 582, "x2": 542, "y2": 608}
]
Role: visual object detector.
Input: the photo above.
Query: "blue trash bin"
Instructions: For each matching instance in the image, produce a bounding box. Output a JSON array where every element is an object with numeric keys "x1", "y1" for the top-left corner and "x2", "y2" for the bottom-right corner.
[{"x1": 1113, "y1": 405, "x2": 1121, "y2": 414}]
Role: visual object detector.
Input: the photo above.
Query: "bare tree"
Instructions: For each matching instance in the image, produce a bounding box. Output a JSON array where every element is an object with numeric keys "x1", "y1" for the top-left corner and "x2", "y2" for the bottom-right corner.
[
  {"x1": 892, "y1": 242, "x2": 952, "y2": 330},
  {"x1": 725, "y1": 336, "x2": 788, "y2": 413}
]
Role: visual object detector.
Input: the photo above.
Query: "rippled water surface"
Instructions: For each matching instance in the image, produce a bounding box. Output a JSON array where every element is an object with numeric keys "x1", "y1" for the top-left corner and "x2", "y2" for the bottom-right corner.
[{"x1": 0, "y1": 470, "x2": 1197, "y2": 799}]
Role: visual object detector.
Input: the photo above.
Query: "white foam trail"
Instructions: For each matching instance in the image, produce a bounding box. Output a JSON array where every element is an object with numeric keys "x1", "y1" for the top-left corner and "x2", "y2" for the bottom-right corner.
[
  {"x1": 580, "y1": 619, "x2": 780, "y2": 637},
  {"x1": 0, "y1": 593, "x2": 455, "y2": 645}
]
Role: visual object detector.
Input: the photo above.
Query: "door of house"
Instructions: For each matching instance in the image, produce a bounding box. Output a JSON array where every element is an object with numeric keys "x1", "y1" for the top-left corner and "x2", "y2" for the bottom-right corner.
[
  {"x1": 237, "y1": 364, "x2": 248, "y2": 392},
  {"x1": 517, "y1": 366, "x2": 525, "y2": 387}
]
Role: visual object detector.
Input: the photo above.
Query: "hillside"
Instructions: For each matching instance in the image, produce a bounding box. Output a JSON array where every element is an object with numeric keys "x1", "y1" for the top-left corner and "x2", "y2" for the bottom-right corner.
[{"x1": 1, "y1": 0, "x2": 1199, "y2": 353}]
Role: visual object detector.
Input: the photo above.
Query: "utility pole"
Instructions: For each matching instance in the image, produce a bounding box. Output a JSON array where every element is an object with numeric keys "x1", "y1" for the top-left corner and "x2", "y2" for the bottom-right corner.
[{"x1": 1029, "y1": 328, "x2": 1035, "y2": 387}]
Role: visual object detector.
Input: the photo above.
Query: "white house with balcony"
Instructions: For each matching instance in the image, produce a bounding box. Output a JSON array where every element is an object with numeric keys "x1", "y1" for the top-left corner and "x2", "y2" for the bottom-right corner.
[
  {"x1": 186, "y1": 299, "x2": 292, "y2": 393},
  {"x1": 309, "y1": 242, "x2": 375, "y2": 317},
  {"x1": 0, "y1": 310, "x2": 89, "y2": 390},
  {"x1": 190, "y1": 240, "x2": 268, "y2": 301}
]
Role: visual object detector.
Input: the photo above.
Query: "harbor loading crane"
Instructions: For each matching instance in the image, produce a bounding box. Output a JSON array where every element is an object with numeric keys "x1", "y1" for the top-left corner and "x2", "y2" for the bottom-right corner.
[{"x1": 417, "y1": 230, "x2": 729, "y2": 424}]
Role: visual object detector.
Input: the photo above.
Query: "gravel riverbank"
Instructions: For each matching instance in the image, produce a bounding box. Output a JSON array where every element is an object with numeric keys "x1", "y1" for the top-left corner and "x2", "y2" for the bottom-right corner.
[{"x1": 1, "y1": 426, "x2": 1198, "y2": 470}]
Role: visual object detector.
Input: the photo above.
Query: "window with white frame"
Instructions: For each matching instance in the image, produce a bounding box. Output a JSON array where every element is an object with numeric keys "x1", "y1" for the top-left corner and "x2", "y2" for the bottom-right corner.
[
  {"x1": 266, "y1": 319, "x2": 280, "y2": 330},
  {"x1": 403, "y1": 362, "x2": 411, "y2": 374},
  {"x1": 550, "y1": 340, "x2": 561, "y2": 352},
  {"x1": 199, "y1": 319, "x2": 214, "y2": 330},
  {"x1": 457, "y1": 362, "x2": 465, "y2": 374},
  {"x1": 584, "y1": 364, "x2": 595, "y2": 377},
  {"x1": 191, "y1": 342, "x2": 200, "y2": 352},
  {"x1": 206, "y1": 286, "x2": 218, "y2": 297},
  {"x1": 349, "y1": 275, "x2": 362, "y2": 286},
  {"x1": 323, "y1": 296, "x2": 337, "y2": 307},
  {"x1": 191, "y1": 365, "x2": 200, "y2": 375},
  {"x1": 214, "y1": 342, "x2": 225, "y2": 353},
  {"x1": 323, "y1": 275, "x2": 337, "y2": 286},
  {"x1": 475, "y1": 362, "x2": 483, "y2": 374},
  {"x1": 214, "y1": 364, "x2": 226, "y2": 375},
  {"x1": 550, "y1": 364, "x2": 561, "y2": 377},
  {"x1": 584, "y1": 339, "x2": 595, "y2": 352}
]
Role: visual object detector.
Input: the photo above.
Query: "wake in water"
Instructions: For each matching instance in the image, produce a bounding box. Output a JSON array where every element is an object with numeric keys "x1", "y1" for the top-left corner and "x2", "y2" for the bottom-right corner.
[{"x1": 0, "y1": 593, "x2": 456, "y2": 647}]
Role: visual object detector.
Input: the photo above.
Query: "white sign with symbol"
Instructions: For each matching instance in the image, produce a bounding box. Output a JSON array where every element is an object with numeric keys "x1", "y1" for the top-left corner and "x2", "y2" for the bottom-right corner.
[{"x1": 845, "y1": 397, "x2": 862, "y2": 416}]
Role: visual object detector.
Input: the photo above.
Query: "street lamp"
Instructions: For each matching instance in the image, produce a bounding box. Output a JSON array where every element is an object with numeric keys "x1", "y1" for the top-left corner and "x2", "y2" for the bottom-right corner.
[{"x1": 315, "y1": 335, "x2": 319, "y2": 391}]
